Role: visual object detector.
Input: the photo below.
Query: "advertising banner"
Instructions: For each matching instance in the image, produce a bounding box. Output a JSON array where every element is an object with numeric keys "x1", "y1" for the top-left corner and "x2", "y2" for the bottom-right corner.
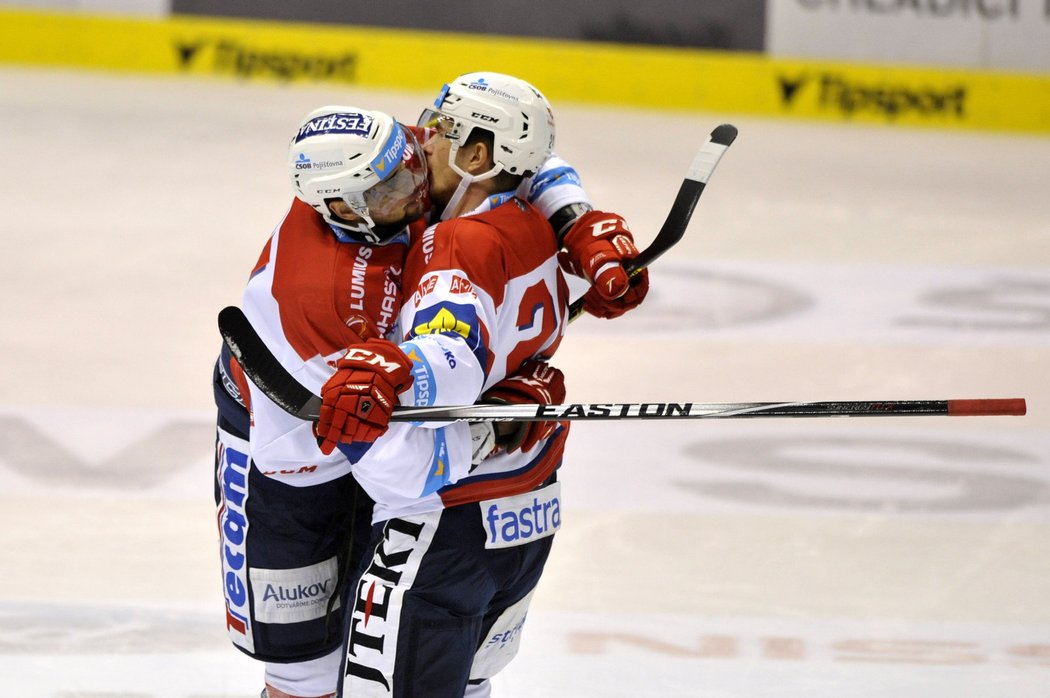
[
  {"x1": 768, "y1": 0, "x2": 1050, "y2": 74},
  {"x1": 1, "y1": 8, "x2": 1047, "y2": 133},
  {"x1": 170, "y1": 0, "x2": 765, "y2": 51},
  {"x1": 2, "y1": 0, "x2": 169, "y2": 15}
]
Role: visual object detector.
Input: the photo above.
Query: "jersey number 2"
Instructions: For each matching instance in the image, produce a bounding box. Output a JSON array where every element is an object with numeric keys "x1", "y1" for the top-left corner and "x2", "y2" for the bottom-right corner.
[{"x1": 506, "y1": 279, "x2": 562, "y2": 372}]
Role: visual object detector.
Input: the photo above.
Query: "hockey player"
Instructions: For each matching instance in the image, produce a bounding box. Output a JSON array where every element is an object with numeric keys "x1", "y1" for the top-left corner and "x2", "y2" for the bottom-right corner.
[
  {"x1": 321, "y1": 72, "x2": 583, "y2": 697},
  {"x1": 213, "y1": 107, "x2": 419, "y2": 698},
  {"x1": 214, "y1": 74, "x2": 649, "y2": 698}
]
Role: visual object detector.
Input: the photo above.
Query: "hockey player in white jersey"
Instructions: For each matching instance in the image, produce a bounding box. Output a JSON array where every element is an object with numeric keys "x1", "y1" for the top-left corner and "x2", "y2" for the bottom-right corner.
[{"x1": 214, "y1": 73, "x2": 651, "y2": 698}]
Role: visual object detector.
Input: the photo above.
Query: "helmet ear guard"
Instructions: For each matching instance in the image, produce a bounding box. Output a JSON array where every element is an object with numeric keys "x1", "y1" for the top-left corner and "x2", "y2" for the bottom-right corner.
[{"x1": 289, "y1": 106, "x2": 427, "y2": 243}]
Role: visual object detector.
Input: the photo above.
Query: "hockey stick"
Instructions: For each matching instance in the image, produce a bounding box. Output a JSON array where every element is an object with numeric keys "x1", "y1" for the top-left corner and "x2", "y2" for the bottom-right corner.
[
  {"x1": 219, "y1": 124, "x2": 738, "y2": 421},
  {"x1": 382, "y1": 399, "x2": 1026, "y2": 422},
  {"x1": 218, "y1": 308, "x2": 1025, "y2": 422},
  {"x1": 218, "y1": 305, "x2": 323, "y2": 420},
  {"x1": 566, "y1": 122, "x2": 737, "y2": 323}
]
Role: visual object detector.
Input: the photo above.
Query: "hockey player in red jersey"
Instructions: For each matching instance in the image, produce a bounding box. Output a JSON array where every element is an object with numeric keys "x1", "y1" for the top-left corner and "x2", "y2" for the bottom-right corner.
[
  {"x1": 214, "y1": 107, "x2": 423, "y2": 698},
  {"x1": 214, "y1": 74, "x2": 650, "y2": 698},
  {"x1": 321, "y1": 72, "x2": 590, "y2": 698}
]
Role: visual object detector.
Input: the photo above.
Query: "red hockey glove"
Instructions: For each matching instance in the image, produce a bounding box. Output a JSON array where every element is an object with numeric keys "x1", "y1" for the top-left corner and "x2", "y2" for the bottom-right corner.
[
  {"x1": 314, "y1": 339, "x2": 414, "y2": 455},
  {"x1": 481, "y1": 359, "x2": 568, "y2": 453},
  {"x1": 559, "y1": 210, "x2": 650, "y2": 320}
]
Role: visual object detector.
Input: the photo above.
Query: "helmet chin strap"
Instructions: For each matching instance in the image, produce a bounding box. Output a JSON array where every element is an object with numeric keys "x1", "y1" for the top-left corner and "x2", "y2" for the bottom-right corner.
[
  {"x1": 439, "y1": 175, "x2": 473, "y2": 221},
  {"x1": 441, "y1": 158, "x2": 503, "y2": 221},
  {"x1": 325, "y1": 208, "x2": 412, "y2": 245}
]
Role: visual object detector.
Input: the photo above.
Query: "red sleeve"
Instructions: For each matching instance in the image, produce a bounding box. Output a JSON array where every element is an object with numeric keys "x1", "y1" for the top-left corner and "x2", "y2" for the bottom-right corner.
[{"x1": 427, "y1": 217, "x2": 510, "y2": 309}]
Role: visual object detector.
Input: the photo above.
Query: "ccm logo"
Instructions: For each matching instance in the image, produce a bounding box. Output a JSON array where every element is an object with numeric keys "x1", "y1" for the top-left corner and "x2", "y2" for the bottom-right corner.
[{"x1": 344, "y1": 347, "x2": 404, "y2": 373}]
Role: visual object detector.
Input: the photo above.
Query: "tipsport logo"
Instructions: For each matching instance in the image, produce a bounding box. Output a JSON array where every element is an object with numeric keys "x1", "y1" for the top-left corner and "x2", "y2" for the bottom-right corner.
[
  {"x1": 175, "y1": 39, "x2": 357, "y2": 83},
  {"x1": 433, "y1": 83, "x2": 451, "y2": 109},
  {"x1": 402, "y1": 342, "x2": 436, "y2": 408},
  {"x1": 778, "y1": 72, "x2": 967, "y2": 121},
  {"x1": 370, "y1": 125, "x2": 406, "y2": 177}
]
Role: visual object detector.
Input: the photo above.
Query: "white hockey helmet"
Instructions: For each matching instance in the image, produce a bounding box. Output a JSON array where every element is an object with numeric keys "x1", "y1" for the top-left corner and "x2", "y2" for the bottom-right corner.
[
  {"x1": 289, "y1": 106, "x2": 428, "y2": 243},
  {"x1": 418, "y1": 72, "x2": 556, "y2": 180}
]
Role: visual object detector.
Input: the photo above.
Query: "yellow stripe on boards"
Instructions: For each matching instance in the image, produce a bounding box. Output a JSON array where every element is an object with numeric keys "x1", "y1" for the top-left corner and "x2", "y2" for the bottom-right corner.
[{"x1": 1, "y1": 9, "x2": 1046, "y2": 134}]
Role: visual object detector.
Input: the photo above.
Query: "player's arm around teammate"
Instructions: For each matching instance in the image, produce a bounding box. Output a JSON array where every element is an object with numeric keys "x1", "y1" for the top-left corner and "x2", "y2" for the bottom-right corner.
[
  {"x1": 312, "y1": 74, "x2": 576, "y2": 698},
  {"x1": 217, "y1": 79, "x2": 653, "y2": 698}
]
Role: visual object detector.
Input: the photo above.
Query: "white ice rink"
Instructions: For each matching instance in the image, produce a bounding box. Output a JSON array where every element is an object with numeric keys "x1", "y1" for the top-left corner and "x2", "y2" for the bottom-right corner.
[{"x1": 1, "y1": 67, "x2": 1048, "y2": 697}]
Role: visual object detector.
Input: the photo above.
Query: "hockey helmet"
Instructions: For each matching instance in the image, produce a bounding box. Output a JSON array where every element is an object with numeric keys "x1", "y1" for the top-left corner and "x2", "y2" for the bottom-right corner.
[
  {"x1": 417, "y1": 72, "x2": 555, "y2": 181},
  {"x1": 289, "y1": 106, "x2": 428, "y2": 243}
]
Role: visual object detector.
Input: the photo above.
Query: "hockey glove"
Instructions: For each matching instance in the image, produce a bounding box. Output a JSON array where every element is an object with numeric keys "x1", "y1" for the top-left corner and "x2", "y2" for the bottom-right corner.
[
  {"x1": 315, "y1": 339, "x2": 414, "y2": 455},
  {"x1": 559, "y1": 210, "x2": 650, "y2": 320},
  {"x1": 481, "y1": 359, "x2": 568, "y2": 453}
]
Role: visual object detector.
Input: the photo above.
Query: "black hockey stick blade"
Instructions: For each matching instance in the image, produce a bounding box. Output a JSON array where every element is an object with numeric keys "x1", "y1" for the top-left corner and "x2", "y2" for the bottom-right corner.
[
  {"x1": 567, "y1": 122, "x2": 737, "y2": 323},
  {"x1": 218, "y1": 305, "x2": 323, "y2": 420}
]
